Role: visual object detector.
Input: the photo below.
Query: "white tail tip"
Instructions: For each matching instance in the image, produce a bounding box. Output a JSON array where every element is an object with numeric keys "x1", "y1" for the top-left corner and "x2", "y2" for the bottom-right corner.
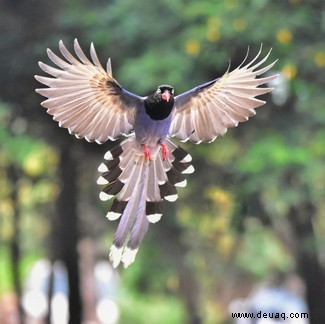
[
  {"x1": 147, "y1": 213, "x2": 162, "y2": 223},
  {"x1": 106, "y1": 211, "x2": 121, "y2": 221},
  {"x1": 98, "y1": 163, "x2": 108, "y2": 172},
  {"x1": 97, "y1": 176, "x2": 108, "y2": 185},
  {"x1": 121, "y1": 247, "x2": 138, "y2": 268},
  {"x1": 104, "y1": 151, "x2": 113, "y2": 160},
  {"x1": 182, "y1": 165, "x2": 195, "y2": 174},
  {"x1": 165, "y1": 194, "x2": 178, "y2": 202},
  {"x1": 175, "y1": 179, "x2": 187, "y2": 188},
  {"x1": 109, "y1": 245, "x2": 123, "y2": 268},
  {"x1": 99, "y1": 191, "x2": 113, "y2": 201},
  {"x1": 181, "y1": 154, "x2": 192, "y2": 162}
]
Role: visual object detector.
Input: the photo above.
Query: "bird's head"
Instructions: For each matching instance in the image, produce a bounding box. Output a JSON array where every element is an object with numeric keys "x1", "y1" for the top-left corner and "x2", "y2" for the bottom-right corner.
[
  {"x1": 156, "y1": 85, "x2": 174, "y2": 103},
  {"x1": 145, "y1": 84, "x2": 175, "y2": 120}
]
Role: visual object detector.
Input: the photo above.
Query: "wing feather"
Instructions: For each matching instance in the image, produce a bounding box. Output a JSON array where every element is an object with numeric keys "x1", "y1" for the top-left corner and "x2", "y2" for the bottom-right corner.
[
  {"x1": 171, "y1": 48, "x2": 278, "y2": 143},
  {"x1": 73, "y1": 39, "x2": 93, "y2": 65},
  {"x1": 35, "y1": 39, "x2": 143, "y2": 144},
  {"x1": 58, "y1": 40, "x2": 80, "y2": 65}
]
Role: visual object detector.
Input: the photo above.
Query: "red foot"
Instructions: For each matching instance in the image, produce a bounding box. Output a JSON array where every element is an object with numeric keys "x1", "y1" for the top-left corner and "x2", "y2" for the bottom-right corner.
[
  {"x1": 159, "y1": 143, "x2": 169, "y2": 160},
  {"x1": 141, "y1": 144, "x2": 151, "y2": 161}
]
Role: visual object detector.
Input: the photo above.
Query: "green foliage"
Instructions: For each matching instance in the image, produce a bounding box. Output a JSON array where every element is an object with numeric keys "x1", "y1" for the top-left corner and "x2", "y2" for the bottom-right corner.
[
  {"x1": 0, "y1": 247, "x2": 42, "y2": 294},
  {"x1": 118, "y1": 289, "x2": 186, "y2": 324},
  {"x1": 0, "y1": 102, "x2": 58, "y2": 291},
  {"x1": 239, "y1": 133, "x2": 311, "y2": 174},
  {"x1": 0, "y1": 103, "x2": 58, "y2": 176},
  {"x1": 236, "y1": 219, "x2": 293, "y2": 277},
  {"x1": 0, "y1": 248, "x2": 13, "y2": 293}
]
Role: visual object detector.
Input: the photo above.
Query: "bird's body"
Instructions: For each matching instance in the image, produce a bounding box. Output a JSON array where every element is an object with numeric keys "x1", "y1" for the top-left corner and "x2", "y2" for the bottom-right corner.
[
  {"x1": 35, "y1": 39, "x2": 277, "y2": 268},
  {"x1": 135, "y1": 95, "x2": 173, "y2": 147}
]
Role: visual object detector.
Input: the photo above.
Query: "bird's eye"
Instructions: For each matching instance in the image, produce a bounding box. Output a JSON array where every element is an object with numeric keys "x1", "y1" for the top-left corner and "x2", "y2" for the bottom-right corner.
[
  {"x1": 157, "y1": 88, "x2": 162, "y2": 93},
  {"x1": 171, "y1": 89, "x2": 174, "y2": 95}
]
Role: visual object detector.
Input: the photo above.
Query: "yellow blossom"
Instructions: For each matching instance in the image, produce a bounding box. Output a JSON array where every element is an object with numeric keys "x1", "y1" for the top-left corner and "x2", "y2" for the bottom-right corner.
[
  {"x1": 23, "y1": 153, "x2": 45, "y2": 177},
  {"x1": 225, "y1": 0, "x2": 238, "y2": 9},
  {"x1": 185, "y1": 39, "x2": 201, "y2": 56},
  {"x1": 22, "y1": 147, "x2": 58, "y2": 177},
  {"x1": 0, "y1": 199, "x2": 14, "y2": 217},
  {"x1": 282, "y1": 63, "x2": 297, "y2": 80},
  {"x1": 314, "y1": 51, "x2": 325, "y2": 67},
  {"x1": 206, "y1": 187, "x2": 234, "y2": 215},
  {"x1": 218, "y1": 234, "x2": 234, "y2": 257},
  {"x1": 276, "y1": 28, "x2": 293, "y2": 44},
  {"x1": 207, "y1": 29, "x2": 221, "y2": 42},
  {"x1": 206, "y1": 17, "x2": 221, "y2": 42},
  {"x1": 207, "y1": 17, "x2": 221, "y2": 28},
  {"x1": 233, "y1": 18, "x2": 247, "y2": 32}
]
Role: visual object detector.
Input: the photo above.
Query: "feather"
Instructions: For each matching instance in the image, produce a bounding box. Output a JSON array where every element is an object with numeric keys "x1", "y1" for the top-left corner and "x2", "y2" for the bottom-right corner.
[
  {"x1": 126, "y1": 162, "x2": 149, "y2": 250},
  {"x1": 35, "y1": 40, "x2": 143, "y2": 143},
  {"x1": 170, "y1": 47, "x2": 278, "y2": 143},
  {"x1": 97, "y1": 136, "x2": 194, "y2": 268}
]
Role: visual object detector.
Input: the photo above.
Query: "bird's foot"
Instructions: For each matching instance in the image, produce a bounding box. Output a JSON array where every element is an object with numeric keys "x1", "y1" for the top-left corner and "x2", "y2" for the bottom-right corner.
[
  {"x1": 159, "y1": 143, "x2": 169, "y2": 160},
  {"x1": 141, "y1": 144, "x2": 151, "y2": 161}
]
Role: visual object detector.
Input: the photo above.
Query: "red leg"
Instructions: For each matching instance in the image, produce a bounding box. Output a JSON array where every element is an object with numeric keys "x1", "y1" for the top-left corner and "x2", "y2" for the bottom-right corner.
[
  {"x1": 159, "y1": 143, "x2": 169, "y2": 160},
  {"x1": 141, "y1": 144, "x2": 151, "y2": 161}
]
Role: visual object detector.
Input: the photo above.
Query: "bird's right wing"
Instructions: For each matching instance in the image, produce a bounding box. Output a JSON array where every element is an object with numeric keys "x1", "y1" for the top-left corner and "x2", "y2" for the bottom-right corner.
[
  {"x1": 170, "y1": 48, "x2": 277, "y2": 144},
  {"x1": 35, "y1": 39, "x2": 143, "y2": 144}
]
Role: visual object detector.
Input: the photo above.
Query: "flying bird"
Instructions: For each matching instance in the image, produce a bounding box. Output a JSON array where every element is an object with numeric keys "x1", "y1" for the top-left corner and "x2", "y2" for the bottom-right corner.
[{"x1": 35, "y1": 39, "x2": 277, "y2": 268}]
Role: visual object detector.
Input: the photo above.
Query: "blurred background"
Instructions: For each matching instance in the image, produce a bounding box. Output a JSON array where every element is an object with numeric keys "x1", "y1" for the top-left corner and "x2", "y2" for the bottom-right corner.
[{"x1": 0, "y1": 0, "x2": 324, "y2": 323}]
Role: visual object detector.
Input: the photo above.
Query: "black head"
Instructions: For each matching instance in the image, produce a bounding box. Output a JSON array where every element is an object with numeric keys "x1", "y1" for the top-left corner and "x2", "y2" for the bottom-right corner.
[
  {"x1": 145, "y1": 84, "x2": 175, "y2": 120},
  {"x1": 156, "y1": 84, "x2": 174, "y2": 103}
]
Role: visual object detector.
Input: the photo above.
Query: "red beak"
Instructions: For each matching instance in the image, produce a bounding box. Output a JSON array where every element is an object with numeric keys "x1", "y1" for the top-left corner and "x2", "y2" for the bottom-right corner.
[{"x1": 161, "y1": 90, "x2": 171, "y2": 102}]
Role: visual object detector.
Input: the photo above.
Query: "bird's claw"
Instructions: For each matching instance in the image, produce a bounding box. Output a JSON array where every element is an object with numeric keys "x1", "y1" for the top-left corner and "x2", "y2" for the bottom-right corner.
[
  {"x1": 141, "y1": 144, "x2": 168, "y2": 161},
  {"x1": 141, "y1": 144, "x2": 151, "y2": 161},
  {"x1": 159, "y1": 143, "x2": 169, "y2": 160}
]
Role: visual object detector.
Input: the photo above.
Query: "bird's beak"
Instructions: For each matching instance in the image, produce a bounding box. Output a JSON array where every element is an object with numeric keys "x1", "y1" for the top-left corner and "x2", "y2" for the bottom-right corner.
[{"x1": 161, "y1": 90, "x2": 171, "y2": 102}]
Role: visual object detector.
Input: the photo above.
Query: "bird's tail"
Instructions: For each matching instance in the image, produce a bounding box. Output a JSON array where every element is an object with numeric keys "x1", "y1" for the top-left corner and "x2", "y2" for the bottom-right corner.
[{"x1": 97, "y1": 135, "x2": 194, "y2": 268}]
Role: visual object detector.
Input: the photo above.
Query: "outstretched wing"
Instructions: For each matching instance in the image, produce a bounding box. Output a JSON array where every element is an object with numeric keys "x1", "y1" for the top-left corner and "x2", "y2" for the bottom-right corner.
[
  {"x1": 170, "y1": 47, "x2": 278, "y2": 144},
  {"x1": 35, "y1": 39, "x2": 143, "y2": 144}
]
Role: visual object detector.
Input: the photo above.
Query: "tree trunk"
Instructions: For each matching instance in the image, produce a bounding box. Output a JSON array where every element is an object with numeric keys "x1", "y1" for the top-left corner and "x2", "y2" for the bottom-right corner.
[
  {"x1": 288, "y1": 200, "x2": 325, "y2": 324},
  {"x1": 54, "y1": 141, "x2": 82, "y2": 324}
]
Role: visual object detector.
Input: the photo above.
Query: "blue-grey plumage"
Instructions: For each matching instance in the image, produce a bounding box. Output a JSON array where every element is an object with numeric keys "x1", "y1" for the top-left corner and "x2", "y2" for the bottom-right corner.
[
  {"x1": 134, "y1": 104, "x2": 173, "y2": 147},
  {"x1": 35, "y1": 40, "x2": 277, "y2": 268}
]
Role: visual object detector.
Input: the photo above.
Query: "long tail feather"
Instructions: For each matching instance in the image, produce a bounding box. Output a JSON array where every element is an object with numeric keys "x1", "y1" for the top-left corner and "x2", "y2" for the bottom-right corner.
[{"x1": 97, "y1": 135, "x2": 194, "y2": 268}]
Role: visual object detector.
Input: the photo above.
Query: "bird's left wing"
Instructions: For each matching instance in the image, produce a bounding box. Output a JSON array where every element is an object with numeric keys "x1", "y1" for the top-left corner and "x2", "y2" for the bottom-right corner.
[
  {"x1": 35, "y1": 39, "x2": 143, "y2": 144},
  {"x1": 170, "y1": 48, "x2": 277, "y2": 144}
]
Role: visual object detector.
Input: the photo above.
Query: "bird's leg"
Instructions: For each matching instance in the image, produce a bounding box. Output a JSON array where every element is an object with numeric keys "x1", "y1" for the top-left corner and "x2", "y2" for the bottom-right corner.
[
  {"x1": 158, "y1": 143, "x2": 169, "y2": 160},
  {"x1": 141, "y1": 144, "x2": 151, "y2": 161}
]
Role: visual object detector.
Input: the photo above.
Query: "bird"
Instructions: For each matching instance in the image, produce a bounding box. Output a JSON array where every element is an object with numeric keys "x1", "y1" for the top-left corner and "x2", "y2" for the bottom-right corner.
[{"x1": 35, "y1": 39, "x2": 277, "y2": 268}]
